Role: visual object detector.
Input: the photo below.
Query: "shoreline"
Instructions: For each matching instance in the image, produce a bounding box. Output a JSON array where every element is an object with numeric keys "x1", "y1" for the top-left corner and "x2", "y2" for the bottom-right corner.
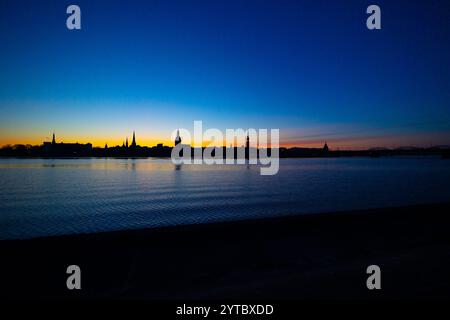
[
  {"x1": 2, "y1": 201, "x2": 448, "y2": 242},
  {"x1": 2, "y1": 202, "x2": 450, "y2": 299},
  {"x1": 0, "y1": 154, "x2": 449, "y2": 158}
]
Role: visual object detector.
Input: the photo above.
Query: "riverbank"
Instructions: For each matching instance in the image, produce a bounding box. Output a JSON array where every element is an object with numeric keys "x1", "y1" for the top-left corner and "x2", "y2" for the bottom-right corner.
[
  {"x1": 2, "y1": 202, "x2": 450, "y2": 299},
  {"x1": 1, "y1": 147, "x2": 449, "y2": 158}
]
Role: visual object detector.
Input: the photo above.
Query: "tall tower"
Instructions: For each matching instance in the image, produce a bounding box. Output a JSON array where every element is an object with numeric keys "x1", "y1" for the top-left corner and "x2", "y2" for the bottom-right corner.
[
  {"x1": 52, "y1": 132, "x2": 56, "y2": 145},
  {"x1": 131, "y1": 131, "x2": 137, "y2": 148},
  {"x1": 125, "y1": 137, "x2": 128, "y2": 148},
  {"x1": 245, "y1": 134, "x2": 250, "y2": 160},
  {"x1": 175, "y1": 129, "x2": 182, "y2": 146}
]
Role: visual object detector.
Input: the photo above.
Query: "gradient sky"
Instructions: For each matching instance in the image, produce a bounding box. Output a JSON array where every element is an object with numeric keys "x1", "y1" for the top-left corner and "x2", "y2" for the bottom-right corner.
[{"x1": 1, "y1": 0, "x2": 450, "y2": 149}]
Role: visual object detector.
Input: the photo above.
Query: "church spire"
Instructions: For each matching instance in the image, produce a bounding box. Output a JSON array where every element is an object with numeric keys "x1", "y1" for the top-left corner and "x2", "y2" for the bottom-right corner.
[
  {"x1": 131, "y1": 131, "x2": 136, "y2": 147},
  {"x1": 175, "y1": 129, "x2": 182, "y2": 146},
  {"x1": 125, "y1": 137, "x2": 128, "y2": 148},
  {"x1": 52, "y1": 132, "x2": 56, "y2": 145},
  {"x1": 245, "y1": 133, "x2": 250, "y2": 160}
]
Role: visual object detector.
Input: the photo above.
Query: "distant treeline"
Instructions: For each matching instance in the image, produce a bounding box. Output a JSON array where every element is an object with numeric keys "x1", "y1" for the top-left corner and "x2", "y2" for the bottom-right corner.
[{"x1": 1, "y1": 143, "x2": 450, "y2": 158}]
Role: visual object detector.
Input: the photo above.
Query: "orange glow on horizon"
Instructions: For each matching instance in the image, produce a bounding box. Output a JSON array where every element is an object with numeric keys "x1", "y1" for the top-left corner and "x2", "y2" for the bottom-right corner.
[{"x1": 1, "y1": 129, "x2": 449, "y2": 151}]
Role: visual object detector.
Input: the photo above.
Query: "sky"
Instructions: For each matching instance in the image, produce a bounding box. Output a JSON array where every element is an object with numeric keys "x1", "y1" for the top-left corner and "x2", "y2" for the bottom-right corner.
[{"x1": 0, "y1": 0, "x2": 450, "y2": 149}]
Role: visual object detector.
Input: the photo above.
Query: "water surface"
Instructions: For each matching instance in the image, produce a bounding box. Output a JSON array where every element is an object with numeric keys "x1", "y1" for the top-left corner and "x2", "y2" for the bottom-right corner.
[{"x1": 1, "y1": 157, "x2": 450, "y2": 239}]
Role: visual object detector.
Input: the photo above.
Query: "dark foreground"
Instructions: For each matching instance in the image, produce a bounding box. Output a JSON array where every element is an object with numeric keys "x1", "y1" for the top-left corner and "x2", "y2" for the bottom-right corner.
[{"x1": 2, "y1": 203, "x2": 450, "y2": 300}]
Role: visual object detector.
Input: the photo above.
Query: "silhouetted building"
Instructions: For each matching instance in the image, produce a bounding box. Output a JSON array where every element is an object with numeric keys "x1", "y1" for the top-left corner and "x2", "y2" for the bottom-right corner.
[
  {"x1": 150, "y1": 143, "x2": 171, "y2": 157},
  {"x1": 245, "y1": 134, "x2": 250, "y2": 160},
  {"x1": 175, "y1": 129, "x2": 182, "y2": 146},
  {"x1": 43, "y1": 132, "x2": 92, "y2": 156},
  {"x1": 323, "y1": 142, "x2": 329, "y2": 152},
  {"x1": 131, "y1": 131, "x2": 137, "y2": 148}
]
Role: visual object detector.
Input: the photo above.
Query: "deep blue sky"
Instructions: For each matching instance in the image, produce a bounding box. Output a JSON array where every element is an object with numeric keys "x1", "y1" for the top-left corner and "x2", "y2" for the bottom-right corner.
[{"x1": 1, "y1": 0, "x2": 450, "y2": 148}]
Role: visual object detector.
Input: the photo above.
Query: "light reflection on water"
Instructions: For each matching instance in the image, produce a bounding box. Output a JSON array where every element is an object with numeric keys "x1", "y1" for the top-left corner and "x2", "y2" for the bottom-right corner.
[{"x1": 1, "y1": 157, "x2": 450, "y2": 239}]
